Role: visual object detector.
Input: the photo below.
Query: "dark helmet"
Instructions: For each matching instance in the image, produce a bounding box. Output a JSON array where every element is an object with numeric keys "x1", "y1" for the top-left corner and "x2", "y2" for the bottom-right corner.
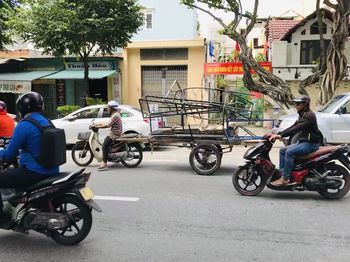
[
  {"x1": 0, "y1": 100, "x2": 6, "y2": 112},
  {"x1": 293, "y1": 95, "x2": 310, "y2": 105},
  {"x1": 16, "y1": 92, "x2": 44, "y2": 116}
]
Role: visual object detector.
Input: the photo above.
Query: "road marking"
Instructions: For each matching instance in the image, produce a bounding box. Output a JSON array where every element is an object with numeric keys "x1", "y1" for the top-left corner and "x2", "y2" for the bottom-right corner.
[
  {"x1": 94, "y1": 196, "x2": 140, "y2": 202},
  {"x1": 143, "y1": 159, "x2": 179, "y2": 162}
]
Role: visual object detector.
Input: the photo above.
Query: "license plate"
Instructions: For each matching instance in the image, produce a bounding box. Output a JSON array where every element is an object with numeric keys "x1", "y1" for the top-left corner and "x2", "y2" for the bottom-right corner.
[{"x1": 80, "y1": 187, "x2": 94, "y2": 201}]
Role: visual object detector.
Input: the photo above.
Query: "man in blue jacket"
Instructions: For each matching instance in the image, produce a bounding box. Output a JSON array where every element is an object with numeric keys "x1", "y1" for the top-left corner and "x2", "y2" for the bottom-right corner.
[{"x1": 0, "y1": 92, "x2": 59, "y2": 224}]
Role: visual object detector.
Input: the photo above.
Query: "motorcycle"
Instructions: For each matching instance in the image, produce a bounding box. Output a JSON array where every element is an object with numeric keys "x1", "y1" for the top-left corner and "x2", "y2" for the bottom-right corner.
[
  {"x1": 232, "y1": 134, "x2": 350, "y2": 199},
  {"x1": 71, "y1": 126, "x2": 144, "y2": 168},
  {"x1": 0, "y1": 137, "x2": 18, "y2": 171},
  {"x1": 0, "y1": 166, "x2": 102, "y2": 245}
]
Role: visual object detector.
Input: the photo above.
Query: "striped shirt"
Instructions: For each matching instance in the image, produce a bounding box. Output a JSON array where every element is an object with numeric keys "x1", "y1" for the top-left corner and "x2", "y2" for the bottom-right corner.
[{"x1": 108, "y1": 112, "x2": 122, "y2": 139}]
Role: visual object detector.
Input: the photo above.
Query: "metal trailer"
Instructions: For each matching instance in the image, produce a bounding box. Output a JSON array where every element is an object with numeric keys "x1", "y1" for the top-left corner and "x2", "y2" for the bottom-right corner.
[{"x1": 139, "y1": 86, "x2": 265, "y2": 175}]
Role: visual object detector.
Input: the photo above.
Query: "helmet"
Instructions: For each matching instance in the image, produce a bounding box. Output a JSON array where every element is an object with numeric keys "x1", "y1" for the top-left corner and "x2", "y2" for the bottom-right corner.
[
  {"x1": 107, "y1": 100, "x2": 119, "y2": 109},
  {"x1": 0, "y1": 100, "x2": 7, "y2": 112},
  {"x1": 292, "y1": 95, "x2": 310, "y2": 105},
  {"x1": 16, "y1": 92, "x2": 44, "y2": 116}
]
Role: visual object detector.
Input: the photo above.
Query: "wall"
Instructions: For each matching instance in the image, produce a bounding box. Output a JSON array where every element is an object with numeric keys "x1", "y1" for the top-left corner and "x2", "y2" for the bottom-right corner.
[
  {"x1": 122, "y1": 40, "x2": 205, "y2": 107},
  {"x1": 133, "y1": 0, "x2": 197, "y2": 41}
]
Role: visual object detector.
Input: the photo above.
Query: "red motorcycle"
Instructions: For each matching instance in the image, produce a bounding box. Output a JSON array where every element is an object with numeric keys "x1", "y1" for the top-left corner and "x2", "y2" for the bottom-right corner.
[{"x1": 232, "y1": 135, "x2": 350, "y2": 199}]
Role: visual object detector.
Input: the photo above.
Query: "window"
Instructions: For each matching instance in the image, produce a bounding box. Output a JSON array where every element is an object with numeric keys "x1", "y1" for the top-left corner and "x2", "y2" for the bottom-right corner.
[
  {"x1": 340, "y1": 100, "x2": 350, "y2": 114},
  {"x1": 140, "y1": 48, "x2": 188, "y2": 60},
  {"x1": 253, "y1": 38, "x2": 259, "y2": 48},
  {"x1": 300, "y1": 40, "x2": 330, "y2": 64},
  {"x1": 310, "y1": 21, "x2": 327, "y2": 34},
  {"x1": 102, "y1": 108, "x2": 133, "y2": 118},
  {"x1": 74, "y1": 108, "x2": 99, "y2": 119},
  {"x1": 143, "y1": 9, "x2": 153, "y2": 29},
  {"x1": 301, "y1": 29, "x2": 306, "y2": 35}
]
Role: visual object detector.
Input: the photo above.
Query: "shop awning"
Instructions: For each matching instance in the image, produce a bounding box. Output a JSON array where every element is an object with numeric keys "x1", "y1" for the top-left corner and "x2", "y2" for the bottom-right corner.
[
  {"x1": 42, "y1": 70, "x2": 117, "y2": 79},
  {"x1": 0, "y1": 71, "x2": 57, "y2": 81}
]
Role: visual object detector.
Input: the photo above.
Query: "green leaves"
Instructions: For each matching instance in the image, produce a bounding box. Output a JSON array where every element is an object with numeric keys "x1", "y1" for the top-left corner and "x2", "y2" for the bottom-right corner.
[{"x1": 14, "y1": 0, "x2": 144, "y2": 57}]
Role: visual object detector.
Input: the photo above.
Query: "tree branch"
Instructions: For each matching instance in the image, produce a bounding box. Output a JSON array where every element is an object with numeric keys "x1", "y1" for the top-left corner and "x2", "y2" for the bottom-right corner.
[
  {"x1": 186, "y1": 2, "x2": 227, "y2": 28},
  {"x1": 246, "y1": 0, "x2": 258, "y2": 35}
]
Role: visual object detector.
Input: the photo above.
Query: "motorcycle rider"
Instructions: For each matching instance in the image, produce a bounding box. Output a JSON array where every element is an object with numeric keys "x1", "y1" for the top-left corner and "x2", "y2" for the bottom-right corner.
[
  {"x1": 269, "y1": 95, "x2": 323, "y2": 186},
  {"x1": 0, "y1": 100, "x2": 15, "y2": 138},
  {"x1": 93, "y1": 100, "x2": 122, "y2": 170},
  {"x1": 0, "y1": 92, "x2": 59, "y2": 225}
]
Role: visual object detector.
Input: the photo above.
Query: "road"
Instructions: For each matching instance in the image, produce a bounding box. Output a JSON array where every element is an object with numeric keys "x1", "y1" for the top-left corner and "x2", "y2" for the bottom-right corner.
[{"x1": 0, "y1": 146, "x2": 350, "y2": 262}]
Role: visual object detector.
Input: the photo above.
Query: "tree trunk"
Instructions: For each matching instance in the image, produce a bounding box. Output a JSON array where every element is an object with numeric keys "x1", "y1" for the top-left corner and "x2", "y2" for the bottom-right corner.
[
  {"x1": 82, "y1": 54, "x2": 90, "y2": 97},
  {"x1": 318, "y1": 0, "x2": 349, "y2": 104},
  {"x1": 232, "y1": 35, "x2": 294, "y2": 107}
]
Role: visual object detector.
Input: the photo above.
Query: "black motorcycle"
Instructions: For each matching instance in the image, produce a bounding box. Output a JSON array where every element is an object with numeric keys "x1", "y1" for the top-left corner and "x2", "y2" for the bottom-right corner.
[
  {"x1": 0, "y1": 167, "x2": 102, "y2": 245},
  {"x1": 232, "y1": 134, "x2": 350, "y2": 199}
]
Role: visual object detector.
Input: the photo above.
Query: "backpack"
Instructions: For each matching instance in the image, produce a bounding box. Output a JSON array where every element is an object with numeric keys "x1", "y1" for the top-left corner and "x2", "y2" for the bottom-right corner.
[{"x1": 23, "y1": 117, "x2": 66, "y2": 168}]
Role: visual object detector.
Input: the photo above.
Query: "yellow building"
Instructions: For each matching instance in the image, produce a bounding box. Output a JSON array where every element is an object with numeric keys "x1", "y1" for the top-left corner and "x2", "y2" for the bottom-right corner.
[{"x1": 121, "y1": 39, "x2": 205, "y2": 107}]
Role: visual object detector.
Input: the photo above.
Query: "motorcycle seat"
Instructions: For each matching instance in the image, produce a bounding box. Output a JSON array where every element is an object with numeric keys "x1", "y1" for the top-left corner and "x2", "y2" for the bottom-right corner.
[{"x1": 296, "y1": 146, "x2": 341, "y2": 160}]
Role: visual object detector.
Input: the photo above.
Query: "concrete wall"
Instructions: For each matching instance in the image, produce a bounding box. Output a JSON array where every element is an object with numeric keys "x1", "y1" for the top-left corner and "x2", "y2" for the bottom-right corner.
[{"x1": 133, "y1": 0, "x2": 197, "y2": 41}]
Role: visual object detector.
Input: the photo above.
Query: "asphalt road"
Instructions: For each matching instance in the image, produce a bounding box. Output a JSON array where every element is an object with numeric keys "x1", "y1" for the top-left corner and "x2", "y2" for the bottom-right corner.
[{"x1": 0, "y1": 146, "x2": 350, "y2": 262}]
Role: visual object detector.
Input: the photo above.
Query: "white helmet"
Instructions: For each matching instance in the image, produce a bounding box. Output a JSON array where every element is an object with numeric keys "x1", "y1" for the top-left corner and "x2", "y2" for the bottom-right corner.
[{"x1": 108, "y1": 100, "x2": 119, "y2": 109}]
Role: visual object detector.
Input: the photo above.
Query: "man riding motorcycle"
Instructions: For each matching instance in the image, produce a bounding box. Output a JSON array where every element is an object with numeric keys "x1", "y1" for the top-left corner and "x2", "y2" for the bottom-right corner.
[
  {"x1": 269, "y1": 95, "x2": 324, "y2": 186},
  {"x1": 0, "y1": 100, "x2": 15, "y2": 138},
  {"x1": 93, "y1": 100, "x2": 122, "y2": 171},
  {"x1": 0, "y1": 92, "x2": 60, "y2": 225}
]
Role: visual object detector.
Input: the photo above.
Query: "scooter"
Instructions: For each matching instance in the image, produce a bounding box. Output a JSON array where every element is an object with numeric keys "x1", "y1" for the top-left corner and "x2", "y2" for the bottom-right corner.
[
  {"x1": 0, "y1": 166, "x2": 101, "y2": 245},
  {"x1": 232, "y1": 134, "x2": 350, "y2": 199},
  {"x1": 71, "y1": 126, "x2": 144, "y2": 168}
]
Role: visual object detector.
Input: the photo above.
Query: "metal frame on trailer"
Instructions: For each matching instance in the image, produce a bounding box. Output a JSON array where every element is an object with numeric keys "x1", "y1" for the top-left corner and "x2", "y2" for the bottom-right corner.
[{"x1": 139, "y1": 85, "x2": 265, "y2": 175}]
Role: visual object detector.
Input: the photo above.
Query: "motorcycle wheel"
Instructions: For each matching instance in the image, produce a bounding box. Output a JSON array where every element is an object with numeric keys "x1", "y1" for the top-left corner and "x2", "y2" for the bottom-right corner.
[
  {"x1": 318, "y1": 164, "x2": 350, "y2": 199},
  {"x1": 51, "y1": 195, "x2": 92, "y2": 245},
  {"x1": 232, "y1": 165, "x2": 266, "y2": 196},
  {"x1": 71, "y1": 143, "x2": 94, "y2": 167},
  {"x1": 121, "y1": 143, "x2": 143, "y2": 168},
  {"x1": 189, "y1": 144, "x2": 221, "y2": 176}
]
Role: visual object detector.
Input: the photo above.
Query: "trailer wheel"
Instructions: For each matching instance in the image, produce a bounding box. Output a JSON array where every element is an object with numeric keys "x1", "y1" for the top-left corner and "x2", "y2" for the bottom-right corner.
[{"x1": 189, "y1": 144, "x2": 221, "y2": 175}]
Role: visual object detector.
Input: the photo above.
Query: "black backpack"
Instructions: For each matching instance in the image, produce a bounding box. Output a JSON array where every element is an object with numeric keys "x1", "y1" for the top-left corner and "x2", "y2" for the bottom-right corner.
[{"x1": 23, "y1": 117, "x2": 66, "y2": 168}]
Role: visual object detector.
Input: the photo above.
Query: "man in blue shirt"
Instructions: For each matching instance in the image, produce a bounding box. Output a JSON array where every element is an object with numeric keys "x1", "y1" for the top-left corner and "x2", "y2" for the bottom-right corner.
[{"x1": 0, "y1": 92, "x2": 59, "y2": 224}]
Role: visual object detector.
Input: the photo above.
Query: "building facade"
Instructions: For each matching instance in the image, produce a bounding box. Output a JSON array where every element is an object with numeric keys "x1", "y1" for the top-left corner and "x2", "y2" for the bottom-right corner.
[{"x1": 121, "y1": 0, "x2": 205, "y2": 107}]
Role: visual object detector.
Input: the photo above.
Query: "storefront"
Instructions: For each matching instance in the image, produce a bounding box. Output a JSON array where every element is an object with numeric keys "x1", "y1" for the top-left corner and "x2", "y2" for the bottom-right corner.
[
  {"x1": 0, "y1": 71, "x2": 57, "y2": 116},
  {"x1": 42, "y1": 59, "x2": 122, "y2": 105}
]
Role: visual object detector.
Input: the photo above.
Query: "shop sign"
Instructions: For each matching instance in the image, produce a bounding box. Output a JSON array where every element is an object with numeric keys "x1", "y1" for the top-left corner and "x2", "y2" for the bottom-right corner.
[
  {"x1": 0, "y1": 81, "x2": 31, "y2": 94},
  {"x1": 56, "y1": 80, "x2": 65, "y2": 106},
  {"x1": 66, "y1": 62, "x2": 114, "y2": 71},
  {"x1": 204, "y1": 62, "x2": 272, "y2": 75}
]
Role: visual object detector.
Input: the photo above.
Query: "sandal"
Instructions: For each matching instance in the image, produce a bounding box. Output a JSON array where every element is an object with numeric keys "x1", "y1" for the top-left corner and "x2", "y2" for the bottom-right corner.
[
  {"x1": 98, "y1": 166, "x2": 109, "y2": 171},
  {"x1": 271, "y1": 177, "x2": 290, "y2": 186}
]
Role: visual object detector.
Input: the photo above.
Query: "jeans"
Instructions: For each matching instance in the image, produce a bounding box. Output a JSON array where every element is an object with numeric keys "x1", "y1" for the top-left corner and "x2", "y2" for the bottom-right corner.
[
  {"x1": 279, "y1": 142, "x2": 320, "y2": 180},
  {"x1": 102, "y1": 136, "x2": 113, "y2": 163}
]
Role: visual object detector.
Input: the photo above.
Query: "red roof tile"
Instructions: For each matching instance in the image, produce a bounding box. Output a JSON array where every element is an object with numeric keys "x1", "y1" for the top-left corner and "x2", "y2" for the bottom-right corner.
[{"x1": 267, "y1": 20, "x2": 300, "y2": 44}]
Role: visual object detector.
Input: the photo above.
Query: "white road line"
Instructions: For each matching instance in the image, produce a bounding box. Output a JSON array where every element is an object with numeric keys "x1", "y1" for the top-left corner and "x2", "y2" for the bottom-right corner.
[
  {"x1": 94, "y1": 196, "x2": 140, "y2": 202},
  {"x1": 143, "y1": 159, "x2": 179, "y2": 162}
]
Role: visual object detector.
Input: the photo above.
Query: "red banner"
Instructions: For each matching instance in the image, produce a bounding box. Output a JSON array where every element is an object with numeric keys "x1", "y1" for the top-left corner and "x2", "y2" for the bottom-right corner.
[{"x1": 204, "y1": 62, "x2": 272, "y2": 75}]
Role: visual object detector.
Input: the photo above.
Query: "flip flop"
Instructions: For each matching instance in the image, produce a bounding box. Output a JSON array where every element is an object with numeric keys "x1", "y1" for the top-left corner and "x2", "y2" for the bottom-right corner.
[{"x1": 97, "y1": 166, "x2": 109, "y2": 171}]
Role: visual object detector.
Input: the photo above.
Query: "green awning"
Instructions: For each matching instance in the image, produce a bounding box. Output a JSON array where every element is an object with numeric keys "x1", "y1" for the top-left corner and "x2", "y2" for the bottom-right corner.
[
  {"x1": 0, "y1": 71, "x2": 57, "y2": 81},
  {"x1": 42, "y1": 70, "x2": 117, "y2": 79}
]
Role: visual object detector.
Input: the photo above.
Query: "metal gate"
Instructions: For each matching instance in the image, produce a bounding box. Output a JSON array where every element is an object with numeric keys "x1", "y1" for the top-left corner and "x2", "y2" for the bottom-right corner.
[
  {"x1": 141, "y1": 66, "x2": 188, "y2": 128},
  {"x1": 141, "y1": 65, "x2": 188, "y2": 97},
  {"x1": 32, "y1": 84, "x2": 57, "y2": 119}
]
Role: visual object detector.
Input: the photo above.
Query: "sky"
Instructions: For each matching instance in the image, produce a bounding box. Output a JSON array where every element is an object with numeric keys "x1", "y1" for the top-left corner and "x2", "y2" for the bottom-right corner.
[{"x1": 198, "y1": 0, "x2": 304, "y2": 35}]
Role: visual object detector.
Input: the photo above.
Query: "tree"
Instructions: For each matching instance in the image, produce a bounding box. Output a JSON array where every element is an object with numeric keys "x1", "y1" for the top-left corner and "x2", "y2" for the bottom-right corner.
[
  {"x1": 182, "y1": 0, "x2": 294, "y2": 107},
  {"x1": 182, "y1": 0, "x2": 350, "y2": 106},
  {"x1": 0, "y1": 0, "x2": 14, "y2": 50},
  {"x1": 299, "y1": 0, "x2": 349, "y2": 104},
  {"x1": 15, "y1": 0, "x2": 144, "y2": 96}
]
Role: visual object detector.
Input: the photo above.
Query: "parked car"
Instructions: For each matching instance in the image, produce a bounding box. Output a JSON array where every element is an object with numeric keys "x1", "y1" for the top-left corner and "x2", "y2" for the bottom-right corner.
[
  {"x1": 52, "y1": 104, "x2": 150, "y2": 145},
  {"x1": 273, "y1": 93, "x2": 350, "y2": 144}
]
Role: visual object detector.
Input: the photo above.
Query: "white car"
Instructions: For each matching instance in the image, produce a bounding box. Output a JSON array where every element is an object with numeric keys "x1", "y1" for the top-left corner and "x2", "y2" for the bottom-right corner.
[
  {"x1": 52, "y1": 104, "x2": 150, "y2": 145},
  {"x1": 273, "y1": 93, "x2": 350, "y2": 144}
]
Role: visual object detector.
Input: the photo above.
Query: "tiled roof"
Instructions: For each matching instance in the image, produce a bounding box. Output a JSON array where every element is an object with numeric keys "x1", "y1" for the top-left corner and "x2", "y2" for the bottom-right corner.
[{"x1": 267, "y1": 19, "x2": 300, "y2": 44}]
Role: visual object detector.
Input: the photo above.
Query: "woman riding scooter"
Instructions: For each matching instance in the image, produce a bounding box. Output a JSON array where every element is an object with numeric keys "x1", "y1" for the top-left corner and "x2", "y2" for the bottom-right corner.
[{"x1": 93, "y1": 100, "x2": 122, "y2": 171}]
